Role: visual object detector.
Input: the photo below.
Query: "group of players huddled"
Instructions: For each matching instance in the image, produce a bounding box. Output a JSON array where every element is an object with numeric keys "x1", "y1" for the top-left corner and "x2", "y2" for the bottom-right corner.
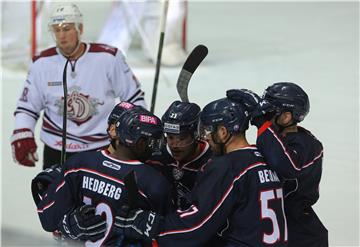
[{"x1": 11, "y1": 3, "x2": 328, "y2": 247}]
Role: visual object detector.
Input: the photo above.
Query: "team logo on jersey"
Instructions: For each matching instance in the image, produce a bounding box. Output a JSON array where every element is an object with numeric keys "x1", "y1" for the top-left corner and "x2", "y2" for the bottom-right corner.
[
  {"x1": 172, "y1": 167, "x2": 184, "y2": 180},
  {"x1": 55, "y1": 86, "x2": 104, "y2": 126}
]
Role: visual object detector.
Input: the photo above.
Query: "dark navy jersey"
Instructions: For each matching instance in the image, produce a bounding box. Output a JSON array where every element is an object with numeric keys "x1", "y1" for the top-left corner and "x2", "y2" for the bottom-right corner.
[
  {"x1": 156, "y1": 146, "x2": 288, "y2": 247},
  {"x1": 36, "y1": 150, "x2": 172, "y2": 246},
  {"x1": 256, "y1": 122, "x2": 327, "y2": 246},
  {"x1": 148, "y1": 140, "x2": 213, "y2": 209}
]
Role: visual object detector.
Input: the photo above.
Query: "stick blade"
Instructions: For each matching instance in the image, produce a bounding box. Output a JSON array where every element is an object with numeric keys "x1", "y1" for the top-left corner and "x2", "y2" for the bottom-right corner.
[{"x1": 177, "y1": 44, "x2": 208, "y2": 102}]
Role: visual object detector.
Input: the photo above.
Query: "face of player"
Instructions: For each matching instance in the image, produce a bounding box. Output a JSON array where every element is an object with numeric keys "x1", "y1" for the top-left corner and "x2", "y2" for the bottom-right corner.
[
  {"x1": 166, "y1": 133, "x2": 196, "y2": 163},
  {"x1": 201, "y1": 125, "x2": 225, "y2": 156},
  {"x1": 51, "y1": 23, "x2": 82, "y2": 56}
]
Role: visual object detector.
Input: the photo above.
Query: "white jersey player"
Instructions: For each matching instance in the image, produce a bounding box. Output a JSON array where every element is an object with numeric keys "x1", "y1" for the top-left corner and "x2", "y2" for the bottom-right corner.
[{"x1": 11, "y1": 3, "x2": 146, "y2": 169}]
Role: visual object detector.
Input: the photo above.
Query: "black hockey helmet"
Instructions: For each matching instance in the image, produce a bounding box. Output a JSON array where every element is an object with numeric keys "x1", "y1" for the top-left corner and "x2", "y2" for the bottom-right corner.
[
  {"x1": 107, "y1": 101, "x2": 136, "y2": 125},
  {"x1": 115, "y1": 107, "x2": 163, "y2": 149},
  {"x1": 161, "y1": 100, "x2": 201, "y2": 137},
  {"x1": 263, "y1": 82, "x2": 310, "y2": 122},
  {"x1": 199, "y1": 98, "x2": 249, "y2": 137}
]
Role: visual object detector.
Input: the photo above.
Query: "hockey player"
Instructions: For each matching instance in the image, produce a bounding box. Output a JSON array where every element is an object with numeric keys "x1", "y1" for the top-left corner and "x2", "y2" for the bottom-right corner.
[
  {"x1": 32, "y1": 106, "x2": 171, "y2": 246},
  {"x1": 148, "y1": 100, "x2": 213, "y2": 209},
  {"x1": 116, "y1": 98, "x2": 288, "y2": 246},
  {"x1": 11, "y1": 3, "x2": 146, "y2": 169},
  {"x1": 226, "y1": 82, "x2": 328, "y2": 247}
]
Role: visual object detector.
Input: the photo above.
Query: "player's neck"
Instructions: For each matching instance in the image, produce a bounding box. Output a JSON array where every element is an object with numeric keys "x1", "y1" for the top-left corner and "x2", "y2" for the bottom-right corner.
[
  {"x1": 225, "y1": 135, "x2": 249, "y2": 154},
  {"x1": 62, "y1": 42, "x2": 85, "y2": 60},
  {"x1": 110, "y1": 146, "x2": 137, "y2": 161}
]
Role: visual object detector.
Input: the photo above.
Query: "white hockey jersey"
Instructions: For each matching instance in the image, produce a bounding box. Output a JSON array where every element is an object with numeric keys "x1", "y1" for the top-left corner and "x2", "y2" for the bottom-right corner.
[{"x1": 14, "y1": 43, "x2": 146, "y2": 152}]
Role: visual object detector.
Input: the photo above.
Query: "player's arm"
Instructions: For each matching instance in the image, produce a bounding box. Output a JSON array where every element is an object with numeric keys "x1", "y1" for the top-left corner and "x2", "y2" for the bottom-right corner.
[
  {"x1": 34, "y1": 156, "x2": 106, "y2": 241},
  {"x1": 111, "y1": 51, "x2": 147, "y2": 108},
  {"x1": 116, "y1": 158, "x2": 237, "y2": 245},
  {"x1": 12, "y1": 62, "x2": 44, "y2": 167}
]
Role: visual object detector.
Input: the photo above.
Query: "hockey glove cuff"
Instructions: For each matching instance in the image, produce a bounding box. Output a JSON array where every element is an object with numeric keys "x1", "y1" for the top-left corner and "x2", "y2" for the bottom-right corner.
[{"x1": 58, "y1": 205, "x2": 107, "y2": 242}]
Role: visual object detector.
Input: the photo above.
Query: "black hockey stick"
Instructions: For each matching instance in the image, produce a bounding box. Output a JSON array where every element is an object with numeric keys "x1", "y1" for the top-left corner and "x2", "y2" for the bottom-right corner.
[
  {"x1": 176, "y1": 44, "x2": 208, "y2": 102},
  {"x1": 124, "y1": 170, "x2": 140, "y2": 208},
  {"x1": 150, "y1": 0, "x2": 169, "y2": 113},
  {"x1": 60, "y1": 59, "x2": 70, "y2": 167}
]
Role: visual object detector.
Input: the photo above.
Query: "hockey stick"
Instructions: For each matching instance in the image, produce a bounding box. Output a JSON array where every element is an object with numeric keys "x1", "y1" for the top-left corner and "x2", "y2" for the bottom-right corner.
[
  {"x1": 124, "y1": 170, "x2": 140, "y2": 208},
  {"x1": 150, "y1": 0, "x2": 169, "y2": 113},
  {"x1": 176, "y1": 44, "x2": 208, "y2": 102},
  {"x1": 60, "y1": 59, "x2": 70, "y2": 167}
]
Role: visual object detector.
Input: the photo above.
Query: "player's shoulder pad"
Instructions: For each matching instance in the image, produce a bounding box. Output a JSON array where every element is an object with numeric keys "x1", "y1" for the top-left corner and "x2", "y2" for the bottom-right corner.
[
  {"x1": 32, "y1": 47, "x2": 58, "y2": 62},
  {"x1": 88, "y1": 43, "x2": 118, "y2": 56}
]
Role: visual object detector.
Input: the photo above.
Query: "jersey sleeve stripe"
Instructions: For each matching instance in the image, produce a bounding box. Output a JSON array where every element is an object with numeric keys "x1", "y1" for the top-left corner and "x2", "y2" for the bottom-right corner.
[
  {"x1": 37, "y1": 201, "x2": 55, "y2": 213},
  {"x1": 302, "y1": 149, "x2": 323, "y2": 169},
  {"x1": 14, "y1": 107, "x2": 39, "y2": 120},
  {"x1": 126, "y1": 89, "x2": 145, "y2": 103},
  {"x1": 159, "y1": 162, "x2": 267, "y2": 236},
  {"x1": 55, "y1": 180, "x2": 65, "y2": 192}
]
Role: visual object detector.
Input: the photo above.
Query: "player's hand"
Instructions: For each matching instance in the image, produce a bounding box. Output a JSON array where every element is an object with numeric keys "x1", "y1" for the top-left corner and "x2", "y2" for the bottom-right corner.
[
  {"x1": 226, "y1": 89, "x2": 261, "y2": 112},
  {"x1": 115, "y1": 205, "x2": 162, "y2": 242},
  {"x1": 251, "y1": 99, "x2": 277, "y2": 128},
  {"x1": 11, "y1": 128, "x2": 38, "y2": 167},
  {"x1": 31, "y1": 164, "x2": 62, "y2": 206},
  {"x1": 58, "y1": 205, "x2": 107, "y2": 242}
]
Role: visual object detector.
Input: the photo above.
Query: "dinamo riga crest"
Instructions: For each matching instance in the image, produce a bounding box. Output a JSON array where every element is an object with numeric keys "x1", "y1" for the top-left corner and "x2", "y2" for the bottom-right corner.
[{"x1": 55, "y1": 86, "x2": 104, "y2": 126}]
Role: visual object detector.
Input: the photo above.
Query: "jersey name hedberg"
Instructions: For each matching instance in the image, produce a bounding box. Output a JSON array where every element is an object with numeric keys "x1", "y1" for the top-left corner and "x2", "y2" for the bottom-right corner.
[{"x1": 82, "y1": 175, "x2": 122, "y2": 200}]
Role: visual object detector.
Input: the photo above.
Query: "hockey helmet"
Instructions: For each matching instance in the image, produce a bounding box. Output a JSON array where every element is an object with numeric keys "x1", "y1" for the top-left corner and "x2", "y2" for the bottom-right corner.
[
  {"x1": 199, "y1": 98, "x2": 249, "y2": 137},
  {"x1": 162, "y1": 101, "x2": 201, "y2": 137},
  {"x1": 115, "y1": 107, "x2": 163, "y2": 150},
  {"x1": 108, "y1": 101, "x2": 136, "y2": 125},
  {"x1": 48, "y1": 3, "x2": 83, "y2": 30},
  {"x1": 263, "y1": 82, "x2": 310, "y2": 122}
]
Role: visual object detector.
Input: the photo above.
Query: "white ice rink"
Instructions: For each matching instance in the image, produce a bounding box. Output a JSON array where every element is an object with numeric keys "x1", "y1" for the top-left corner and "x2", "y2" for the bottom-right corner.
[{"x1": 1, "y1": 1, "x2": 359, "y2": 246}]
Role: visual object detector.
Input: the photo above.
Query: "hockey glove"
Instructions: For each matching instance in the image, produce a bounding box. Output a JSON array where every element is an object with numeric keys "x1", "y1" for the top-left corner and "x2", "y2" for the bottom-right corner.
[
  {"x1": 58, "y1": 205, "x2": 107, "y2": 242},
  {"x1": 115, "y1": 206, "x2": 162, "y2": 242},
  {"x1": 11, "y1": 128, "x2": 38, "y2": 167},
  {"x1": 31, "y1": 164, "x2": 62, "y2": 206},
  {"x1": 226, "y1": 89, "x2": 261, "y2": 112},
  {"x1": 250, "y1": 99, "x2": 277, "y2": 128}
]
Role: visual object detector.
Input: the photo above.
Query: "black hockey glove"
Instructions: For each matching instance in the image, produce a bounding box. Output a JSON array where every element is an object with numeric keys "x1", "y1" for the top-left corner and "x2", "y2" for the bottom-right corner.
[
  {"x1": 115, "y1": 206, "x2": 162, "y2": 242},
  {"x1": 226, "y1": 89, "x2": 261, "y2": 112},
  {"x1": 58, "y1": 205, "x2": 107, "y2": 242},
  {"x1": 31, "y1": 164, "x2": 62, "y2": 206},
  {"x1": 250, "y1": 99, "x2": 277, "y2": 128}
]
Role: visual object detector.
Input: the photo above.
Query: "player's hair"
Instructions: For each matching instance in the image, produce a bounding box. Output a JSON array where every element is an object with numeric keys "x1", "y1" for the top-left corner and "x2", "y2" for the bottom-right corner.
[{"x1": 263, "y1": 82, "x2": 310, "y2": 123}]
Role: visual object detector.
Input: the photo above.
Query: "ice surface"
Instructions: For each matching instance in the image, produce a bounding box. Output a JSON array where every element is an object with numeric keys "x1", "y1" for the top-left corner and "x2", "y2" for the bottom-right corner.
[{"x1": 1, "y1": 2, "x2": 358, "y2": 246}]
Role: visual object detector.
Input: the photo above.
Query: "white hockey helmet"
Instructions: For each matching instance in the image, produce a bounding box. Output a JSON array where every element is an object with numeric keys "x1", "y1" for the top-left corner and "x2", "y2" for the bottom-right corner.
[{"x1": 48, "y1": 3, "x2": 83, "y2": 29}]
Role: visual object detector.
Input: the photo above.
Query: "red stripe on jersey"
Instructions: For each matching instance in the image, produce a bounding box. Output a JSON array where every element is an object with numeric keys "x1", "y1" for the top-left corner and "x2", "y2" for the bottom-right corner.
[
  {"x1": 257, "y1": 121, "x2": 272, "y2": 137},
  {"x1": 88, "y1": 43, "x2": 117, "y2": 56},
  {"x1": 32, "y1": 47, "x2": 57, "y2": 62}
]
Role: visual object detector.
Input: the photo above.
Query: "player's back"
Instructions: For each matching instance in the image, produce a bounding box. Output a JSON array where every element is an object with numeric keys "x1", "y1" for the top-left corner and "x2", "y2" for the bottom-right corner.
[
  {"x1": 63, "y1": 150, "x2": 172, "y2": 245},
  {"x1": 208, "y1": 146, "x2": 288, "y2": 246}
]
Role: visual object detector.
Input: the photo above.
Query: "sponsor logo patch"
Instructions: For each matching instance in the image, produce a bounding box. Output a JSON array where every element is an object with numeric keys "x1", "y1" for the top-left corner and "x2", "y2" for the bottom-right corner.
[{"x1": 48, "y1": 81, "x2": 63, "y2": 86}]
